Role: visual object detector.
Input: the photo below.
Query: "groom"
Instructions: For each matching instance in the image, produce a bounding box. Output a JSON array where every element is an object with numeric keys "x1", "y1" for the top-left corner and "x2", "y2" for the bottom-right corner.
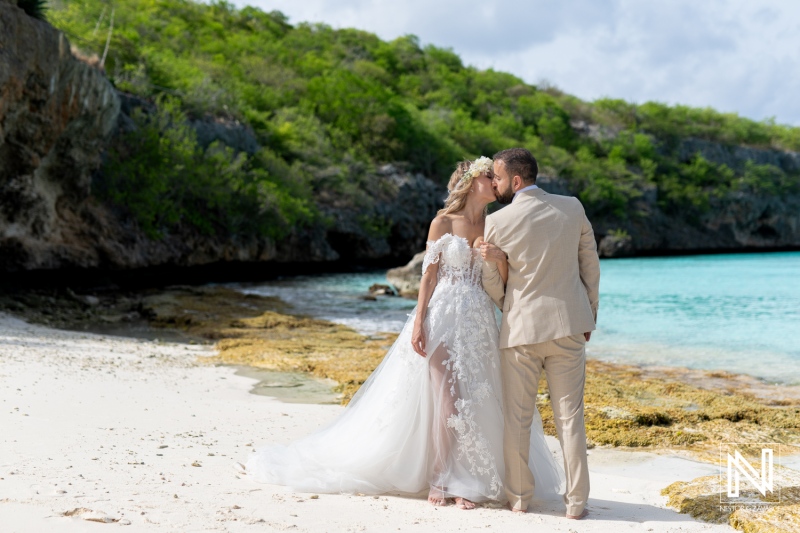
[{"x1": 481, "y1": 148, "x2": 600, "y2": 519}]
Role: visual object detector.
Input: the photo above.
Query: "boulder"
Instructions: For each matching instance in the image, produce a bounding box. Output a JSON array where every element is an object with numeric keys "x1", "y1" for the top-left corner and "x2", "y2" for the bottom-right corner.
[
  {"x1": 368, "y1": 283, "x2": 396, "y2": 296},
  {"x1": 386, "y1": 251, "x2": 425, "y2": 297},
  {"x1": 598, "y1": 231, "x2": 634, "y2": 258}
]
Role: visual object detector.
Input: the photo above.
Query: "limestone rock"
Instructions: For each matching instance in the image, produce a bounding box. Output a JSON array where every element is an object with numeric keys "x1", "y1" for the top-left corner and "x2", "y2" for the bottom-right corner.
[
  {"x1": 323, "y1": 167, "x2": 444, "y2": 263},
  {"x1": 598, "y1": 231, "x2": 634, "y2": 258},
  {"x1": 0, "y1": 0, "x2": 119, "y2": 270},
  {"x1": 368, "y1": 284, "x2": 396, "y2": 296},
  {"x1": 386, "y1": 251, "x2": 425, "y2": 297},
  {"x1": 1, "y1": 3, "x2": 797, "y2": 278},
  {"x1": 677, "y1": 137, "x2": 800, "y2": 174}
]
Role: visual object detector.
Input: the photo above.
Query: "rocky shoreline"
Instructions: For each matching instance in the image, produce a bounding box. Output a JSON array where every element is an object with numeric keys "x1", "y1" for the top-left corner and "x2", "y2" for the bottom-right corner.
[
  {"x1": 0, "y1": 309, "x2": 739, "y2": 532},
  {"x1": 0, "y1": 284, "x2": 798, "y2": 530}
]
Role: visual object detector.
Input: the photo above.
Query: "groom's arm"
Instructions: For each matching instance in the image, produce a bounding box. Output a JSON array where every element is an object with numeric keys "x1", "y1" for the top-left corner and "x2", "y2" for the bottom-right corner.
[
  {"x1": 481, "y1": 216, "x2": 506, "y2": 310},
  {"x1": 577, "y1": 208, "x2": 600, "y2": 323}
]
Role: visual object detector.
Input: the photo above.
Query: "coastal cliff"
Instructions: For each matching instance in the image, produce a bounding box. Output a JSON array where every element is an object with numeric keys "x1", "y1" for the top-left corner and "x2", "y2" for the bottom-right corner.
[
  {"x1": 542, "y1": 174, "x2": 800, "y2": 258},
  {"x1": 0, "y1": 0, "x2": 119, "y2": 271},
  {"x1": 1, "y1": 0, "x2": 799, "y2": 281},
  {"x1": 0, "y1": 1, "x2": 442, "y2": 275}
]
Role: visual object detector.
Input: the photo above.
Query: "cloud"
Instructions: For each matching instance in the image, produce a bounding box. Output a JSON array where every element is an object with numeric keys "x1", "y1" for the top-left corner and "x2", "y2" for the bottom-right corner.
[
  {"x1": 234, "y1": 0, "x2": 800, "y2": 125},
  {"x1": 236, "y1": 0, "x2": 611, "y2": 54}
]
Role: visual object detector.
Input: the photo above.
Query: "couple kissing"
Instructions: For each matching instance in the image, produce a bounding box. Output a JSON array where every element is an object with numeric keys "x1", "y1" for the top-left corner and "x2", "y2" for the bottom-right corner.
[{"x1": 245, "y1": 148, "x2": 600, "y2": 520}]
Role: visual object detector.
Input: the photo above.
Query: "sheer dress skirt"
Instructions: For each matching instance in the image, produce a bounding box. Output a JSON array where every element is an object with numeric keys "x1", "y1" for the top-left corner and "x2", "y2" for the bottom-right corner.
[{"x1": 245, "y1": 233, "x2": 564, "y2": 502}]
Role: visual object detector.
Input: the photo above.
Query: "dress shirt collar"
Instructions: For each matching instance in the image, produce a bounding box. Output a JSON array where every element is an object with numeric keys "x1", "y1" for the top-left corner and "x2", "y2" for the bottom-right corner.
[{"x1": 512, "y1": 183, "x2": 539, "y2": 202}]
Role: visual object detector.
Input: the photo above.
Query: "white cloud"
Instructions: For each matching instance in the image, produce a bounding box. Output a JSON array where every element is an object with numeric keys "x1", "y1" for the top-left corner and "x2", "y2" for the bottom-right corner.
[{"x1": 234, "y1": 0, "x2": 800, "y2": 125}]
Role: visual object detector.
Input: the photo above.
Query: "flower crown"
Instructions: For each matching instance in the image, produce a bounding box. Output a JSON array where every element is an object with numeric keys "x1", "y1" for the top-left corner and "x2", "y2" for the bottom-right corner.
[{"x1": 458, "y1": 156, "x2": 493, "y2": 187}]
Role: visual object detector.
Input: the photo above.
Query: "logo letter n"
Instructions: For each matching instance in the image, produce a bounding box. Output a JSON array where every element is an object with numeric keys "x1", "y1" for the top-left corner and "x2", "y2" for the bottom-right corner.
[{"x1": 727, "y1": 449, "x2": 774, "y2": 497}]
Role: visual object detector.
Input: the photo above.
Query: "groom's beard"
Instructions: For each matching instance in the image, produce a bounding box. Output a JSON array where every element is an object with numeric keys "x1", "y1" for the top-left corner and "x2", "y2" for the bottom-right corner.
[{"x1": 495, "y1": 185, "x2": 514, "y2": 205}]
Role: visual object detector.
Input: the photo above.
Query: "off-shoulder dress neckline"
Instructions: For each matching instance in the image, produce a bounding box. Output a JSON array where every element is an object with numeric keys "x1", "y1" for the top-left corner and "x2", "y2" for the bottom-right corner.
[{"x1": 426, "y1": 232, "x2": 474, "y2": 248}]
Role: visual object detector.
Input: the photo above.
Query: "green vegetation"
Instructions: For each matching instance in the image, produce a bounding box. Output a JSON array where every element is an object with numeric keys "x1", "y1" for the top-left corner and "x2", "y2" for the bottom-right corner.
[
  {"x1": 97, "y1": 96, "x2": 315, "y2": 239},
  {"x1": 17, "y1": 0, "x2": 48, "y2": 20},
  {"x1": 50, "y1": 0, "x2": 800, "y2": 238}
]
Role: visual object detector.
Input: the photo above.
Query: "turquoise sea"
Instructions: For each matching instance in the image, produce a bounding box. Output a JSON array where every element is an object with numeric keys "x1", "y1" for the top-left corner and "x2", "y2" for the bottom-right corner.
[{"x1": 236, "y1": 251, "x2": 800, "y2": 385}]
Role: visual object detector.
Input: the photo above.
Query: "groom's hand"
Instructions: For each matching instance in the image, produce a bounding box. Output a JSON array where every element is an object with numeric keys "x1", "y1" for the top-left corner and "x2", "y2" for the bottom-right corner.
[{"x1": 584, "y1": 332, "x2": 592, "y2": 342}]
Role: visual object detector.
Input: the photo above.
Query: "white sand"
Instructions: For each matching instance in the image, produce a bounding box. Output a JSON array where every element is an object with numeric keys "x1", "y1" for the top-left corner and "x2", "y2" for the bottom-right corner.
[{"x1": 0, "y1": 312, "x2": 736, "y2": 532}]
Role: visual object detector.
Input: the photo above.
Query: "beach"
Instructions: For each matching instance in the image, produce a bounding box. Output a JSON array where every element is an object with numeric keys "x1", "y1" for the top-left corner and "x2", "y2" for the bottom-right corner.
[{"x1": 0, "y1": 311, "x2": 743, "y2": 532}]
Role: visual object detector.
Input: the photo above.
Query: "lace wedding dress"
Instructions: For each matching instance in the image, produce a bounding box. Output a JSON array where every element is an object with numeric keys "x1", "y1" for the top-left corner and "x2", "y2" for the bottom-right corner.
[{"x1": 246, "y1": 233, "x2": 565, "y2": 502}]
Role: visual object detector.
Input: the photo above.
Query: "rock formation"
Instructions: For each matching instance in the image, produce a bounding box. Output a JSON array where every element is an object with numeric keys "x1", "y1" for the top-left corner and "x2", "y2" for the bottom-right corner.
[
  {"x1": 386, "y1": 251, "x2": 425, "y2": 297},
  {"x1": 1, "y1": 0, "x2": 797, "y2": 280},
  {"x1": 1, "y1": 0, "x2": 120, "y2": 270},
  {"x1": 593, "y1": 186, "x2": 800, "y2": 258},
  {"x1": 536, "y1": 176, "x2": 800, "y2": 258},
  {"x1": 676, "y1": 137, "x2": 800, "y2": 175},
  {"x1": 0, "y1": 2, "x2": 443, "y2": 275}
]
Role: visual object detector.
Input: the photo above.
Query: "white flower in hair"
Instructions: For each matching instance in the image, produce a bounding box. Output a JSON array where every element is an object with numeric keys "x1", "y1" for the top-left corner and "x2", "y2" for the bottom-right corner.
[{"x1": 458, "y1": 156, "x2": 493, "y2": 187}]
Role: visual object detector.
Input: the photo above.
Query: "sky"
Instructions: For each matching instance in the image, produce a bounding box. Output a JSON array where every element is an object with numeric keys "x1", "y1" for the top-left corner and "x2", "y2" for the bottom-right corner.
[{"x1": 232, "y1": 0, "x2": 800, "y2": 126}]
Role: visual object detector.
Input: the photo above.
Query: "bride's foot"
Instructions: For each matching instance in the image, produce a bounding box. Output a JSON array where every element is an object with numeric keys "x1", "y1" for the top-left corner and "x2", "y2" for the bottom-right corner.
[
  {"x1": 428, "y1": 495, "x2": 449, "y2": 506},
  {"x1": 455, "y1": 497, "x2": 476, "y2": 510},
  {"x1": 428, "y1": 488, "x2": 450, "y2": 507}
]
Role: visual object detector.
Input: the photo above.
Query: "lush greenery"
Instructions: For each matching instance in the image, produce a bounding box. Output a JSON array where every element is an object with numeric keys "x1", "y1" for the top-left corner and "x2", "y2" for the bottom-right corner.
[
  {"x1": 17, "y1": 0, "x2": 48, "y2": 20},
  {"x1": 50, "y1": 0, "x2": 800, "y2": 237},
  {"x1": 98, "y1": 97, "x2": 315, "y2": 238}
]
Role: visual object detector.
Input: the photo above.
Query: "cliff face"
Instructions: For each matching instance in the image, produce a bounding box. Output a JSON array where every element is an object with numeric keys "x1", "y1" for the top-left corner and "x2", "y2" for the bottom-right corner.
[
  {"x1": 598, "y1": 136, "x2": 800, "y2": 257},
  {"x1": 0, "y1": 2, "x2": 442, "y2": 274},
  {"x1": 0, "y1": 0, "x2": 119, "y2": 270},
  {"x1": 0, "y1": 0, "x2": 797, "y2": 279},
  {"x1": 677, "y1": 138, "x2": 800, "y2": 175},
  {"x1": 538, "y1": 173, "x2": 800, "y2": 258},
  {"x1": 323, "y1": 164, "x2": 444, "y2": 261}
]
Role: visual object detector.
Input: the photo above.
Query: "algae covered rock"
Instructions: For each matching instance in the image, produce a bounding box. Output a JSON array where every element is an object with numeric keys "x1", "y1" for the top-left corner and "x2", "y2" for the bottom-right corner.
[{"x1": 663, "y1": 458, "x2": 800, "y2": 533}]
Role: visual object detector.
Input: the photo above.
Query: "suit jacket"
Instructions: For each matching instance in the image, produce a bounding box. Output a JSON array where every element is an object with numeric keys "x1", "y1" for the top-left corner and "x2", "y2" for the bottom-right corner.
[{"x1": 482, "y1": 187, "x2": 600, "y2": 349}]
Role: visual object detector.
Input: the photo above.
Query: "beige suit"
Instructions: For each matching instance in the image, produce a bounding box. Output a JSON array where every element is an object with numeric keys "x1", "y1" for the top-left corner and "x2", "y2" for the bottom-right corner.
[{"x1": 482, "y1": 187, "x2": 600, "y2": 515}]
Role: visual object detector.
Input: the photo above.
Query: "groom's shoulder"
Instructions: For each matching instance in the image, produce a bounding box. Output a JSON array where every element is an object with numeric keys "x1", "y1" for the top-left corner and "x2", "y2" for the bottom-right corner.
[
  {"x1": 486, "y1": 202, "x2": 518, "y2": 224},
  {"x1": 542, "y1": 191, "x2": 584, "y2": 212}
]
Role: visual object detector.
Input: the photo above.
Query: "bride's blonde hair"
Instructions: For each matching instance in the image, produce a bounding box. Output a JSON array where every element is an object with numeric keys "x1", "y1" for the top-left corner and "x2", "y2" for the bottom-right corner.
[{"x1": 436, "y1": 159, "x2": 490, "y2": 217}]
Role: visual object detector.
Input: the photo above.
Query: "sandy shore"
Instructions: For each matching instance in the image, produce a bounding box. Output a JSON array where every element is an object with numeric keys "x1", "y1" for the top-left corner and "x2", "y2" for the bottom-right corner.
[{"x1": 0, "y1": 312, "x2": 737, "y2": 532}]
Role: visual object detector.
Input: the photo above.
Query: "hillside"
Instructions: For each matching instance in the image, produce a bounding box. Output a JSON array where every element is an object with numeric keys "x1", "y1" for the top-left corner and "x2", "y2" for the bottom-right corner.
[{"x1": 1, "y1": 0, "x2": 799, "y2": 277}]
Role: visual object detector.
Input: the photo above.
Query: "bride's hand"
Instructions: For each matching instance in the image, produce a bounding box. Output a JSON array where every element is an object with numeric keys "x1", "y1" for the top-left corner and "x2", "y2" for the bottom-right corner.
[
  {"x1": 480, "y1": 242, "x2": 507, "y2": 265},
  {"x1": 411, "y1": 322, "x2": 427, "y2": 357}
]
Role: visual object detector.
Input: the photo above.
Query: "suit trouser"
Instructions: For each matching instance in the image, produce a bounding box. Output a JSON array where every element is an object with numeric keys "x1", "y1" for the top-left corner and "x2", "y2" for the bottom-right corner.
[{"x1": 501, "y1": 334, "x2": 589, "y2": 515}]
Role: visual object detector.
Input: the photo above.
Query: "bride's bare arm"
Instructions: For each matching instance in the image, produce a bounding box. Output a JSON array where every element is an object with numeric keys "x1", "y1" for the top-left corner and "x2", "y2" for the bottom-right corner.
[{"x1": 411, "y1": 217, "x2": 449, "y2": 357}]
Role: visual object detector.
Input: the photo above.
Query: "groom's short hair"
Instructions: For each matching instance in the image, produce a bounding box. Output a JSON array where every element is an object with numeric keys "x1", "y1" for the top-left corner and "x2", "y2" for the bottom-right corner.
[{"x1": 493, "y1": 148, "x2": 538, "y2": 184}]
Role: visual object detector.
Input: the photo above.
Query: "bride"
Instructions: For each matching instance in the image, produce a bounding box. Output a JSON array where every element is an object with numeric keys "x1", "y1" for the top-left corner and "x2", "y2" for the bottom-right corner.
[{"x1": 245, "y1": 157, "x2": 564, "y2": 509}]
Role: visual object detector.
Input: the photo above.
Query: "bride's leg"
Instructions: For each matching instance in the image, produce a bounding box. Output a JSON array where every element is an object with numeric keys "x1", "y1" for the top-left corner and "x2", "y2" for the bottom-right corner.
[{"x1": 427, "y1": 343, "x2": 457, "y2": 506}]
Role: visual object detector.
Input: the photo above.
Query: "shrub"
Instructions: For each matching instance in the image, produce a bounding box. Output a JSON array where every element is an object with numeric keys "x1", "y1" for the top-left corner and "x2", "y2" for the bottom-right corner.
[
  {"x1": 48, "y1": 0, "x2": 800, "y2": 240},
  {"x1": 95, "y1": 96, "x2": 315, "y2": 239},
  {"x1": 17, "y1": 0, "x2": 47, "y2": 21}
]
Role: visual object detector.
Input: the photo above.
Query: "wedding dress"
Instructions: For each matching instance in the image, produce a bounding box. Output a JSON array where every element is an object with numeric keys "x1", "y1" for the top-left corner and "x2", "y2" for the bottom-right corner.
[{"x1": 246, "y1": 233, "x2": 565, "y2": 502}]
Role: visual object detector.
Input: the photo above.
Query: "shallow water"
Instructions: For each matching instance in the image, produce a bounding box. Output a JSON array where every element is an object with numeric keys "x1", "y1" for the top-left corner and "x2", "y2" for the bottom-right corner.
[
  {"x1": 591, "y1": 252, "x2": 800, "y2": 384},
  {"x1": 233, "y1": 366, "x2": 341, "y2": 404},
  {"x1": 235, "y1": 273, "x2": 415, "y2": 335},
  {"x1": 236, "y1": 251, "x2": 800, "y2": 385}
]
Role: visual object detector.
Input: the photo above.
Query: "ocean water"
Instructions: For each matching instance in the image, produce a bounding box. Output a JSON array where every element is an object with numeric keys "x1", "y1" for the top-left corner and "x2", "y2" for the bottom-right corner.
[
  {"x1": 590, "y1": 252, "x2": 800, "y2": 384},
  {"x1": 234, "y1": 251, "x2": 800, "y2": 385},
  {"x1": 234, "y1": 273, "x2": 416, "y2": 335}
]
